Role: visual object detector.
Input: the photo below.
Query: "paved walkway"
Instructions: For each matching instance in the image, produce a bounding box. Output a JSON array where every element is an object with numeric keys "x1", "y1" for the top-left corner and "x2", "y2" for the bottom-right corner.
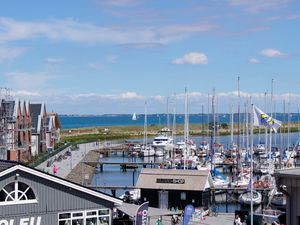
[
  {"x1": 36, "y1": 142, "x2": 103, "y2": 178},
  {"x1": 149, "y1": 214, "x2": 235, "y2": 225}
]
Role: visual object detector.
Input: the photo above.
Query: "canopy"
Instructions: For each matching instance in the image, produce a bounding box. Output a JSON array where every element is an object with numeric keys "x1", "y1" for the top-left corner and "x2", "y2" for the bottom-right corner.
[{"x1": 116, "y1": 202, "x2": 180, "y2": 217}]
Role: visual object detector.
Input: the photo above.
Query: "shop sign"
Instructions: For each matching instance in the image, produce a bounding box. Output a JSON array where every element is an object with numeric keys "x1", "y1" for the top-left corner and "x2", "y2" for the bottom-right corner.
[
  {"x1": 0, "y1": 217, "x2": 41, "y2": 225},
  {"x1": 156, "y1": 178, "x2": 185, "y2": 184}
]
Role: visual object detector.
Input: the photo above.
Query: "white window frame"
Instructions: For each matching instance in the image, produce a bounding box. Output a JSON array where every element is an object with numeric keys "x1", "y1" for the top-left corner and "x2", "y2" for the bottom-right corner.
[
  {"x1": 0, "y1": 181, "x2": 38, "y2": 206},
  {"x1": 58, "y1": 208, "x2": 110, "y2": 225}
]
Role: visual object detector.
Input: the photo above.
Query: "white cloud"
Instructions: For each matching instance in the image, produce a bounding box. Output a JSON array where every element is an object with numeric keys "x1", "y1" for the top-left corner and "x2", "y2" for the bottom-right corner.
[
  {"x1": 158, "y1": 24, "x2": 217, "y2": 39},
  {"x1": 119, "y1": 92, "x2": 142, "y2": 99},
  {"x1": 248, "y1": 58, "x2": 260, "y2": 64},
  {"x1": 44, "y1": 58, "x2": 63, "y2": 65},
  {"x1": 8, "y1": 89, "x2": 300, "y2": 114},
  {"x1": 5, "y1": 71, "x2": 54, "y2": 90},
  {"x1": 13, "y1": 90, "x2": 42, "y2": 97},
  {"x1": 0, "y1": 17, "x2": 217, "y2": 46},
  {"x1": 172, "y1": 52, "x2": 208, "y2": 65},
  {"x1": 88, "y1": 55, "x2": 118, "y2": 70},
  {"x1": 287, "y1": 14, "x2": 300, "y2": 20},
  {"x1": 228, "y1": 0, "x2": 290, "y2": 13},
  {"x1": 0, "y1": 45, "x2": 25, "y2": 62},
  {"x1": 100, "y1": 0, "x2": 139, "y2": 7},
  {"x1": 260, "y1": 49, "x2": 284, "y2": 58}
]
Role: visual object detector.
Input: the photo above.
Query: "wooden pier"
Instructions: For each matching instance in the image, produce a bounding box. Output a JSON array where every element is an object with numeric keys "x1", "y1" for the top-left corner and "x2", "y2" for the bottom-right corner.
[{"x1": 83, "y1": 161, "x2": 161, "y2": 172}]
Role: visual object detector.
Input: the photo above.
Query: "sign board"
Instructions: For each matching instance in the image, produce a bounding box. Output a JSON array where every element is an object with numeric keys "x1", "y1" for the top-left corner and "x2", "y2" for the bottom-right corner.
[{"x1": 156, "y1": 178, "x2": 185, "y2": 184}]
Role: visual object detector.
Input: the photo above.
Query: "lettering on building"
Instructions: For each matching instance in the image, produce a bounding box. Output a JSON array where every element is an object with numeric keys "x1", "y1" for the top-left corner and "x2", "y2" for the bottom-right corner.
[
  {"x1": 156, "y1": 178, "x2": 185, "y2": 184},
  {"x1": 0, "y1": 217, "x2": 41, "y2": 225}
]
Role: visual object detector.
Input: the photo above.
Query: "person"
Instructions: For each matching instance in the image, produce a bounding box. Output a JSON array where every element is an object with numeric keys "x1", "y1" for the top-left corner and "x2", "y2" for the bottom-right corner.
[
  {"x1": 156, "y1": 216, "x2": 162, "y2": 225},
  {"x1": 171, "y1": 215, "x2": 175, "y2": 225},
  {"x1": 234, "y1": 214, "x2": 241, "y2": 225}
]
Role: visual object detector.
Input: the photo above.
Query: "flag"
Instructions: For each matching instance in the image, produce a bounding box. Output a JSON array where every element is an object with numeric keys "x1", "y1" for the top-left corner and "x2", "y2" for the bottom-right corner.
[
  {"x1": 183, "y1": 204, "x2": 195, "y2": 225},
  {"x1": 135, "y1": 202, "x2": 149, "y2": 225},
  {"x1": 253, "y1": 105, "x2": 282, "y2": 133}
]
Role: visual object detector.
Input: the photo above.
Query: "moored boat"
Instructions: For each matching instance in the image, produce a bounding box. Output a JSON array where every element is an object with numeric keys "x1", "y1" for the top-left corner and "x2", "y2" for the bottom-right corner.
[{"x1": 238, "y1": 190, "x2": 262, "y2": 206}]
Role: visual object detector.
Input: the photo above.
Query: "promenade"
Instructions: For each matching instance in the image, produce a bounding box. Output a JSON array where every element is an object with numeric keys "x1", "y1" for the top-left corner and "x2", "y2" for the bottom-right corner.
[
  {"x1": 149, "y1": 214, "x2": 235, "y2": 225},
  {"x1": 36, "y1": 141, "x2": 102, "y2": 178}
]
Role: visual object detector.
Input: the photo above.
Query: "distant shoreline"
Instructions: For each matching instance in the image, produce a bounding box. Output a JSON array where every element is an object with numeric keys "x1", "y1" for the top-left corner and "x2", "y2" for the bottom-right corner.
[{"x1": 61, "y1": 123, "x2": 300, "y2": 144}]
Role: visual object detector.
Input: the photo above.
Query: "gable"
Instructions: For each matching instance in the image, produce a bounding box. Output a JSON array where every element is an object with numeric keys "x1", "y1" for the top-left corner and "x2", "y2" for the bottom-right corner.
[{"x1": 0, "y1": 165, "x2": 122, "y2": 210}]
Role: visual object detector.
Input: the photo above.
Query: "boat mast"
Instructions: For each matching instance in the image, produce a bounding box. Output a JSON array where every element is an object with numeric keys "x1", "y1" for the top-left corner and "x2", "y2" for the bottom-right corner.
[
  {"x1": 144, "y1": 101, "x2": 148, "y2": 150},
  {"x1": 167, "y1": 96, "x2": 170, "y2": 128},
  {"x1": 237, "y1": 76, "x2": 241, "y2": 174},
  {"x1": 250, "y1": 102, "x2": 254, "y2": 225},
  {"x1": 287, "y1": 93, "x2": 291, "y2": 151},
  {"x1": 172, "y1": 94, "x2": 176, "y2": 161},
  {"x1": 184, "y1": 88, "x2": 188, "y2": 170},
  {"x1": 230, "y1": 101, "x2": 234, "y2": 145},
  {"x1": 264, "y1": 92, "x2": 268, "y2": 152},
  {"x1": 211, "y1": 88, "x2": 216, "y2": 172},
  {"x1": 202, "y1": 104, "x2": 204, "y2": 143},
  {"x1": 269, "y1": 78, "x2": 274, "y2": 159}
]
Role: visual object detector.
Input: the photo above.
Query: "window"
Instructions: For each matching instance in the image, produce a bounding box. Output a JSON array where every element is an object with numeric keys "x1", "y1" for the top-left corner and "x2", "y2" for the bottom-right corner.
[
  {"x1": 180, "y1": 192, "x2": 186, "y2": 200},
  {"x1": 59, "y1": 209, "x2": 110, "y2": 225},
  {"x1": 0, "y1": 181, "x2": 37, "y2": 205}
]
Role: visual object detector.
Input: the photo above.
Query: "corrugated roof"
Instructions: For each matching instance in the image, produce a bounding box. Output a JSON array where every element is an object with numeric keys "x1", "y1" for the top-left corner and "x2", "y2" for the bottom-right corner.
[
  {"x1": 274, "y1": 168, "x2": 300, "y2": 177},
  {"x1": 0, "y1": 161, "x2": 123, "y2": 205},
  {"x1": 0, "y1": 160, "x2": 18, "y2": 173},
  {"x1": 135, "y1": 168, "x2": 211, "y2": 191},
  {"x1": 117, "y1": 202, "x2": 178, "y2": 217}
]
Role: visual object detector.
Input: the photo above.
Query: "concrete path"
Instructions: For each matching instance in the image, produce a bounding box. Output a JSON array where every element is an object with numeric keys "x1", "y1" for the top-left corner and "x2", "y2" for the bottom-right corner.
[
  {"x1": 36, "y1": 141, "x2": 103, "y2": 178},
  {"x1": 149, "y1": 214, "x2": 235, "y2": 225}
]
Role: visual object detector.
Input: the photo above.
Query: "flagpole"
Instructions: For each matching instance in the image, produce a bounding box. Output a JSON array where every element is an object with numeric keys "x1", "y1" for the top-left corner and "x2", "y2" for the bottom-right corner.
[
  {"x1": 250, "y1": 103, "x2": 254, "y2": 225},
  {"x1": 237, "y1": 75, "x2": 241, "y2": 178}
]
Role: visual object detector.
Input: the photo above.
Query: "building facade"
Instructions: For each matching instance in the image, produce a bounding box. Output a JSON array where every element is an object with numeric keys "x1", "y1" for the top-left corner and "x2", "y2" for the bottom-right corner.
[
  {"x1": 274, "y1": 168, "x2": 300, "y2": 225},
  {"x1": 1, "y1": 100, "x2": 60, "y2": 162},
  {"x1": 0, "y1": 160, "x2": 122, "y2": 225},
  {"x1": 46, "y1": 112, "x2": 62, "y2": 152},
  {"x1": 136, "y1": 168, "x2": 212, "y2": 209}
]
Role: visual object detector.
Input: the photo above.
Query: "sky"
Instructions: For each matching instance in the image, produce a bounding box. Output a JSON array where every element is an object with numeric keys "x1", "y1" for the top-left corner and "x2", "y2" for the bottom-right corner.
[{"x1": 0, "y1": 0, "x2": 299, "y2": 114}]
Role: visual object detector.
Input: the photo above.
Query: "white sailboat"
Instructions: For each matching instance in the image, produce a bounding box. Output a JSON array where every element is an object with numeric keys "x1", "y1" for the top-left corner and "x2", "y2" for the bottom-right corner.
[
  {"x1": 140, "y1": 102, "x2": 155, "y2": 157},
  {"x1": 132, "y1": 112, "x2": 137, "y2": 121}
]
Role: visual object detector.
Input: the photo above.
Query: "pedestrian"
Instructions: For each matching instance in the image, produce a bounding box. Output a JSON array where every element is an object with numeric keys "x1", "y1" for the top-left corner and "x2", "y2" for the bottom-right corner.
[
  {"x1": 171, "y1": 215, "x2": 175, "y2": 225},
  {"x1": 234, "y1": 214, "x2": 241, "y2": 225},
  {"x1": 156, "y1": 216, "x2": 162, "y2": 225}
]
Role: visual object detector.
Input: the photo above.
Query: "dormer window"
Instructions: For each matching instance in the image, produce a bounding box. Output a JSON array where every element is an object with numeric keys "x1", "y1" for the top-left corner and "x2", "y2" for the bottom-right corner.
[{"x1": 0, "y1": 181, "x2": 37, "y2": 205}]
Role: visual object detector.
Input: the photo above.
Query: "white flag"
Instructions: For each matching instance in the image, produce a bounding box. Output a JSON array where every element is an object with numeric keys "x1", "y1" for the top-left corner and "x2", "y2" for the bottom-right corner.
[{"x1": 253, "y1": 105, "x2": 282, "y2": 133}]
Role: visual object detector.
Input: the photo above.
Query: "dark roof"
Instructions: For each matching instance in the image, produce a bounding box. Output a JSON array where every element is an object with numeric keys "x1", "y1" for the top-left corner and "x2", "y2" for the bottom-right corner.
[
  {"x1": 29, "y1": 104, "x2": 42, "y2": 134},
  {"x1": 0, "y1": 160, "x2": 18, "y2": 173},
  {"x1": 274, "y1": 168, "x2": 300, "y2": 178},
  {"x1": 0, "y1": 160, "x2": 122, "y2": 205}
]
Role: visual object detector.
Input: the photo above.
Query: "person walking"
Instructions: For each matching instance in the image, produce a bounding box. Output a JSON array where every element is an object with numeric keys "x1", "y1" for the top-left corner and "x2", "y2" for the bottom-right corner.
[
  {"x1": 234, "y1": 214, "x2": 242, "y2": 225},
  {"x1": 156, "y1": 216, "x2": 162, "y2": 225}
]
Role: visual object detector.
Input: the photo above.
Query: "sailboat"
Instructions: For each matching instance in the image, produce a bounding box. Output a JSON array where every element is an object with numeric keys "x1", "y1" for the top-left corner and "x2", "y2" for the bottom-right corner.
[{"x1": 132, "y1": 112, "x2": 137, "y2": 121}]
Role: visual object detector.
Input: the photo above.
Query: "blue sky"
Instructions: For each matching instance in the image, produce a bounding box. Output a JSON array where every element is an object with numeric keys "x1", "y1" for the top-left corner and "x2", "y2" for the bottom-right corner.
[{"x1": 0, "y1": 0, "x2": 299, "y2": 114}]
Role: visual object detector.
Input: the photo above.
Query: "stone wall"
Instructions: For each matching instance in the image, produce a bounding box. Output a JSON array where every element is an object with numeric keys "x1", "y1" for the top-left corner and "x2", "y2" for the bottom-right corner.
[{"x1": 66, "y1": 150, "x2": 100, "y2": 185}]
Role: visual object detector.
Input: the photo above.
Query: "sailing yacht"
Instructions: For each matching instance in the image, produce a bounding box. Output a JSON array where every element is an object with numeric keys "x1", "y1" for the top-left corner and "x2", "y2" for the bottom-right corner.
[
  {"x1": 132, "y1": 112, "x2": 137, "y2": 121},
  {"x1": 140, "y1": 102, "x2": 155, "y2": 157}
]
